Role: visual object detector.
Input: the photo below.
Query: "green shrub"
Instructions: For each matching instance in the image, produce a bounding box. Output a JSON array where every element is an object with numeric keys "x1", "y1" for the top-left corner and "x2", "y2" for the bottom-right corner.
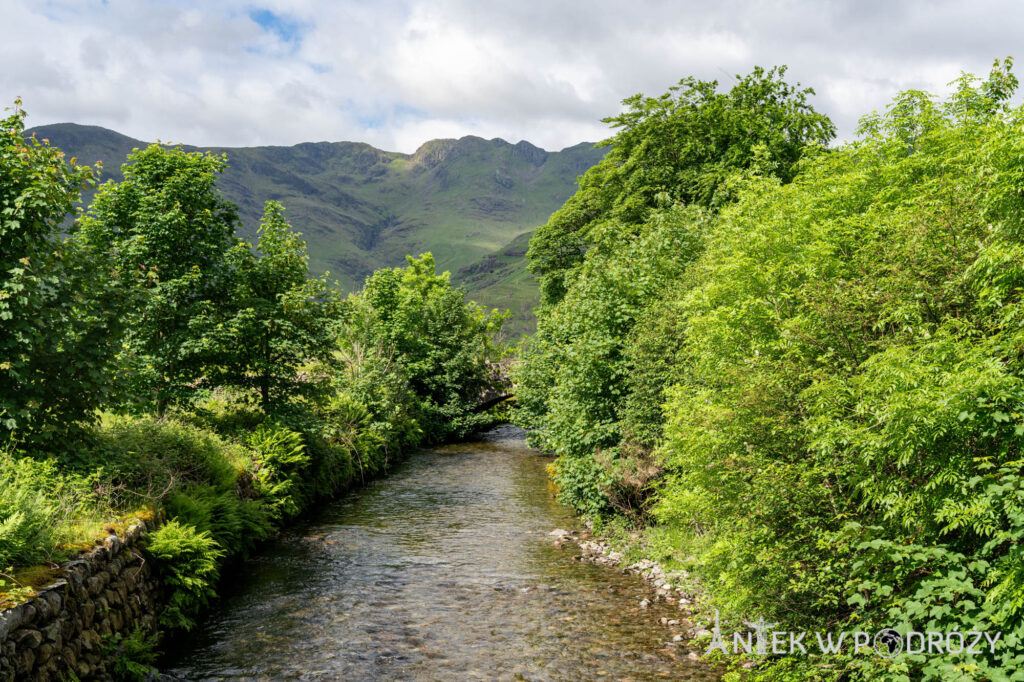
[
  {"x1": 182, "y1": 390, "x2": 267, "y2": 439},
  {"x1": 246, "y1": 423, "x2": 310, "y2": 518},
  {"x1": 105, "y1": 627, "x2": 159, "y2": 681},
  {"x1": 303, "y1": 437, "x2": 355, "y2": 499},
  {"x1": 517, "y1": 59, "x2": 1024, "y2": 679},
  {"x1": 162, "y1": 485, "x2": 272, "y2": 558},
  {"x1": 549, "y1": 451, "x2": 614, "y2": 519},
  {"x1": 145, "y1": 520, "x2": 224, "y2": 630},
  {"x1": 83, "y1": 416, "x2": 243, "y2": 501},
  {"x1": 652, "y1": 62, "x2": 1024, "y2": 678},
  {"x1": 0, "y1": 487, "x2": 57, "y2": 569}
]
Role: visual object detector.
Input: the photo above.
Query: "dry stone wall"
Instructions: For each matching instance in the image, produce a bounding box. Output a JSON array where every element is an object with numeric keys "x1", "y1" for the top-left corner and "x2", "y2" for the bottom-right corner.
[{"x1": 0, "y1": 518, "x2": 162, "y2": 681}]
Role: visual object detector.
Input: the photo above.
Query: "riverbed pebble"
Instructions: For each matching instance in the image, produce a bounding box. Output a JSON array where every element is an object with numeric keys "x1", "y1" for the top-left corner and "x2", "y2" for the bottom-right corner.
[{"x1": 549, "y1": 524, "x2": 708, "y2": 663}]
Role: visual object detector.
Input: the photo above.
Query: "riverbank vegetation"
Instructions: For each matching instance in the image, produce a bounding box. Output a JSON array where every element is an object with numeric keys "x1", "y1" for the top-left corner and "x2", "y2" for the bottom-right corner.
[
  {"x1": 514, "y1": 60, "x2": 1024, "y2": 679},
  {"x1": 0, "y1": 99, "x2": 508, "y2": 640}
]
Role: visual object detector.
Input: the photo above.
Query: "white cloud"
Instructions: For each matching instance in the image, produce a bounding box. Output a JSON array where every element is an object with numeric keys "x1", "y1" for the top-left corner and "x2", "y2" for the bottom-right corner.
[{"x1": 1, "y1": 0, "x2": 1021, "y2": 152}]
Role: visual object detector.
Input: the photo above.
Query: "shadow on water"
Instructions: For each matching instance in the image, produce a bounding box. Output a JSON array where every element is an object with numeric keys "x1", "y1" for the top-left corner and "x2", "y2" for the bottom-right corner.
[{"x1": 163, "y1": 425, "x2": 719, "y2": 681}]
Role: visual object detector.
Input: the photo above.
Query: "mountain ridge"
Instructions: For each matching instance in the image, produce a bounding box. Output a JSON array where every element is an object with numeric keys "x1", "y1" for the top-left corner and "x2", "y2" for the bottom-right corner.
[{"x1": 26, "y1": 123, "x2": 607, "y2": 334}]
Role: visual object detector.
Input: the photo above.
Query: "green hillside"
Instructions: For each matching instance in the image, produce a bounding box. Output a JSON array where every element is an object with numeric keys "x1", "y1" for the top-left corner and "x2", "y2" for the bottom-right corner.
[
  {"x1": 455, "y1": 230, "x2": 538, "y2": 335},
  {"x1": 26, "y1": 123, "x2": 606, "y2": 332}
]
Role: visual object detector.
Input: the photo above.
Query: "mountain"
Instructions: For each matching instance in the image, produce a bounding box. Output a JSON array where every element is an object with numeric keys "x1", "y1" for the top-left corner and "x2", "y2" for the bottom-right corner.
[{"x1": 25, "y1": 123, "x2": 607, "y2": 335}]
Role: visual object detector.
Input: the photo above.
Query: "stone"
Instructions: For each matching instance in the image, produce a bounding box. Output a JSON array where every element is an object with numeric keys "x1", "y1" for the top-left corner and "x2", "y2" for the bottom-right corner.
[
  {"x1": 0, "y1": 605, "x2": 28, "y2": 643},
  {"x1": 36, "y1": 643, "x2": 53, "y2": 665},
  {"x1": 64, "y1": 559, "x2": 90, "y2": 576},
  {"x1": 40, "y1": 585, "x2": 64, "y2": 614},
  {"x1": 673, "y1": 634, "x2": 684, "y2": 642},
  {"x1": 15, "y1": 629, "x2": 43, "y2": 649},
  {"x1": 81, "y1": 630, "x2": 100, "y2": 652},
  {"x1": 639, "y1": 598, "x2": 650, "y2": 609},
  {"x1": 86, "y1": 577, "x2": 104, "y2": 598},
  {"x1": 33, "y1": 599, "x2": 51, "y2": 622},
  {"x1": 20, "y1": 648, "x2": 35, "y2": 672},
  {"x1": 41, "y1": 621, "x2": 61, "y2": 643},
  {"x1": 547, "y1": 529, "x2": 571, "y2": 539},
  {"x1": 87, "y1": 545, "x2": 108, "y2": 565}
]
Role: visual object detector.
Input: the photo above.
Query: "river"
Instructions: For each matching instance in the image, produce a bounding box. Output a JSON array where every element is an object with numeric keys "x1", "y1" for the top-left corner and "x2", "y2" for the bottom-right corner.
[{"x1": 165, "y1": 425, "x2": 717, "y2": 681}]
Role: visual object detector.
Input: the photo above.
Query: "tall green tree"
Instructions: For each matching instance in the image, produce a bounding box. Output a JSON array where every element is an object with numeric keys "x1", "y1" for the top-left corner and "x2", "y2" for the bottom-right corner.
[
  {"x1": 528, "y1": 65, "x2": 835, "y2": 307},
  {"x1": 77, "y1": 144, "x2": 241, "y2": 414},
  {"x1": 0, "y1": 100, "x2": 127, "y2": 450},
  {"x1": 199, "y1": 201, "x2": 338, "y2": 411}
]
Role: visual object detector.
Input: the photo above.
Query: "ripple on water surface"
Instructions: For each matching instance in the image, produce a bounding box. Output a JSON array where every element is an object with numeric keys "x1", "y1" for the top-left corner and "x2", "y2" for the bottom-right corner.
[{"x1": 165, "y1": 425, "x2": 719, "y2": 681}]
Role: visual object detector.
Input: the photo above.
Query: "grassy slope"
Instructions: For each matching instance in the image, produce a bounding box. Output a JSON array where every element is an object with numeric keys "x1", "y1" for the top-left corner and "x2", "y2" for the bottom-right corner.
[
  {"x1": 26, "y1": 123, "x2": 605, "y2": 326},
  {"x1": 455, "y1": 230, "x2": 539, "y2": 338}
]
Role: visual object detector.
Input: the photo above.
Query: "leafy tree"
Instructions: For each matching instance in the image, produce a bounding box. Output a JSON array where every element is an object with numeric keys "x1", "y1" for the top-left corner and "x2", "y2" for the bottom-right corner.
[
  {"x1": 77, "y1": 144, "x2": 241, "y2": 414},
  {"x1": 345, "y1": 253, "x2": 507, "y2": 442},
  {"x1": 197, "y1": 201, "x2": 338, "y2": 411},
  {"x1": 0, "y1": 100, "x2": 127, "y2": 449},
  {"x1": 527, "y1": 65, "x2": 835, "y2": 307}
]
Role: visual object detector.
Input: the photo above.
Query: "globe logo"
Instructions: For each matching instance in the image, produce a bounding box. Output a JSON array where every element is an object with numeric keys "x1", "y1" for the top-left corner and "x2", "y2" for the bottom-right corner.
[{"x1": 874, "y1": 628, "x2": 903, "y2": 658}]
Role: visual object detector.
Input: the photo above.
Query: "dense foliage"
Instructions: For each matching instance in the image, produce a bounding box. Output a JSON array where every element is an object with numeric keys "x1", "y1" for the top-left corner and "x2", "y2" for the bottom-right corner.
[
  {"x1": 515, "y1": 60, "x2": 1024, "y2": 679},
  {"x1": 516, "y1": 67, "x2": 835, "y2": 515},
  {"x1": 345, "y1": 252, "x2": 508, "y2": 443},
  {"x1": 0, "y1": 100, "x2": 128, "y2": 450},
  {"x1": 0, "y1": 104, "x2": 508, "y2": 647}
]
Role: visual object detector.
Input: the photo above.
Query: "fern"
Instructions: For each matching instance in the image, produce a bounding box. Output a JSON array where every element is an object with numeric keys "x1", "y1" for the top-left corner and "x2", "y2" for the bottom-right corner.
[{"x1": 145, "y1": 520, "x2": 224, "y2": 630}]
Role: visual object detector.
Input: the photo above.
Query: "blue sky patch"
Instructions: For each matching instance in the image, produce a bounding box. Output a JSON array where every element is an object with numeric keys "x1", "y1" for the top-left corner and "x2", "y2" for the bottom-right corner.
[{"x1": 248, "y1": 7, "x2": 305, "y2": 46}]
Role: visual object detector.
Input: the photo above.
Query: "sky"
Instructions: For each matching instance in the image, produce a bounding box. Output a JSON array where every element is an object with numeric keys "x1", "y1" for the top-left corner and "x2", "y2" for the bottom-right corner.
[{"x1": 1, "y1": 0, "x2": 1021, "y2": 153}]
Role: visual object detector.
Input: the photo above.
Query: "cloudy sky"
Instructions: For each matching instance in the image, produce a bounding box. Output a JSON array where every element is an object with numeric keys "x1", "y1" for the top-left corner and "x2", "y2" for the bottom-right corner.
[{"x1": 1, "y1": 0, "x2": 1020, "y2": 152}]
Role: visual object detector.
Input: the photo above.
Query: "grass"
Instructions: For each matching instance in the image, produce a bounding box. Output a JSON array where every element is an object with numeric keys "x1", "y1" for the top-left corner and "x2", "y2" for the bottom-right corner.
[{"x1": 454, "y1": 230, "x2": 540, "y2": 338}]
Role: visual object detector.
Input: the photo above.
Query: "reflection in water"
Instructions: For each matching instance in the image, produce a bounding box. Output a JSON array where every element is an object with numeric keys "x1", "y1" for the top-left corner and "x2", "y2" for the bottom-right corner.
[{"x1": 165, "y1": 426, "x2": 718, "y2": 681}]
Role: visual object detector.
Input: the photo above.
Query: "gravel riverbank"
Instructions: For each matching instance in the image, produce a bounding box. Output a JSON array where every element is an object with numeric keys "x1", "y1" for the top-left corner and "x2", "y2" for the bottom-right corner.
[{"x1": 548, "y1": 526, "x2": 714, "y2": 663}]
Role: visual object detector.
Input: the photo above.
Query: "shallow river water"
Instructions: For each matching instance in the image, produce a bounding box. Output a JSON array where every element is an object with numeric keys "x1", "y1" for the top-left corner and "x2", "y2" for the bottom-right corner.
[{"x1": 165, "y1": 425, "x2": 718, "y2": 681}]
